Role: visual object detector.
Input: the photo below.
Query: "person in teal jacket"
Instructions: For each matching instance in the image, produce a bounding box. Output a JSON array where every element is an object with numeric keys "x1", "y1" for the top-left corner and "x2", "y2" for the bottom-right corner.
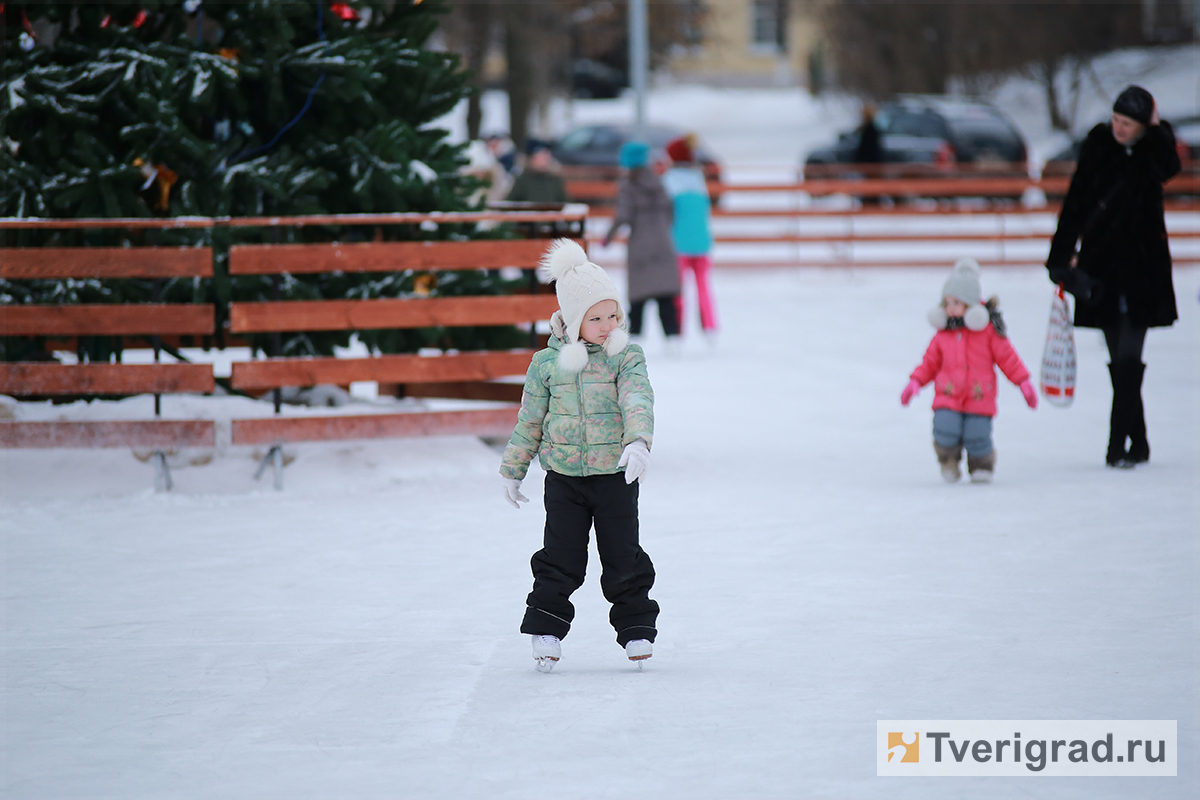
[
  {"x1": 663, "y1": 134, "x2": 719, "y2": 341},
  {"x1": 500, "y1": 239, "x2": 659, "y2": 673}
]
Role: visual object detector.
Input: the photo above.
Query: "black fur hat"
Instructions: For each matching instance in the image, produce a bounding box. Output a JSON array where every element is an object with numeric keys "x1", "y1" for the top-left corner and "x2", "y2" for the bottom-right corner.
[{"x1": 1112, "y1": 85, "x2": 1154, "y2": 125}]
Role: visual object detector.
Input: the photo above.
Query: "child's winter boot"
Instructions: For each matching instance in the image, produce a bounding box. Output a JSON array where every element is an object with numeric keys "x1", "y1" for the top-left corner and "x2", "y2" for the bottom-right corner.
[
  {"x1": 532, "y1": 635, "x2": 561, "y2": 673},
  {"x1": 933, "y1": 443, "x2": 962, "y2": 483},
  {"x1": 967, "y1": 450, "x2": 996, "y2": 484}
]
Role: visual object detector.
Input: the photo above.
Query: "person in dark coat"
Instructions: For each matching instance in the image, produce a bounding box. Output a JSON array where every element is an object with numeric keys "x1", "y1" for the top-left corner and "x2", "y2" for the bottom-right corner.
[
  {"x1": 603, "y1": 141, "x2": 681, "y2": 349},
  {"x1": 854, "y1": 102, "x2": 884, "y2": 167},
  {"x1": 1045, "y1": 85, "x2": 1181, "y2": 468},
  {"x1": 506, "y1": 142, "x2": 567, "y2": 204}
]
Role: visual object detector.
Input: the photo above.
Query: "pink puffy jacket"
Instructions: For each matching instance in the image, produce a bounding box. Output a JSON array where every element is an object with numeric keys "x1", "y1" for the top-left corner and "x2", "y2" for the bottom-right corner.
[{"x1": 910, "y1": 323, "x2": 1031, "y2": 417}]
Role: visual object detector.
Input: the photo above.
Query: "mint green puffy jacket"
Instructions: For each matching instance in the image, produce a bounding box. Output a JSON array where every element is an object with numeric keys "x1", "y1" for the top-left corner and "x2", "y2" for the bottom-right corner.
[{"x1": 500, "y1": 337, "x2": 654, "y2": 481}]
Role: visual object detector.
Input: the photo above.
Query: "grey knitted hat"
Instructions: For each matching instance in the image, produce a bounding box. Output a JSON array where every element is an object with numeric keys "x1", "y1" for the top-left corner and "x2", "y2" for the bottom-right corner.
[
  {"x1": 929, "y1": 258, "x2": 989, "y2": 331},
  {"x1": 942, "y1": 257, "x2": 983, "y2": 305}
]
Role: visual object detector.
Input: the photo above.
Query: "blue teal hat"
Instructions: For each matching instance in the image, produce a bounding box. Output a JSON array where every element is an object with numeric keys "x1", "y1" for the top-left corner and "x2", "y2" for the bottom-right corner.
[{"x1": 618, "y1": 140, "x2": 650, "y2": 169}]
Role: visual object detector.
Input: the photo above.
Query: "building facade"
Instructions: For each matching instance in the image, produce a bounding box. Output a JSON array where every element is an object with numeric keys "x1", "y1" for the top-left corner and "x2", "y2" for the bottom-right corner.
[{"x1": 664, "y1": 0, "x2": 827, "y2": 89}]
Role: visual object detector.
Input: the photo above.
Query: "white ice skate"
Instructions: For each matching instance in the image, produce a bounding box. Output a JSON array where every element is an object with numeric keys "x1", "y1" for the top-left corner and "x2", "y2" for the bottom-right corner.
[
  {"x1": 625, "y1": 639, "x2": 652, "y2": 669},
  {"x1": 532, "y1": 635, "x2": 561, "y2": 673}
]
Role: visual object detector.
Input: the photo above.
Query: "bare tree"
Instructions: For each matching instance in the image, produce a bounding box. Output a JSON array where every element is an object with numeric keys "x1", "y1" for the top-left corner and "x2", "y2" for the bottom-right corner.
[
  {"x1": 441, "y1": 0, "x2": 498, "y2": 141},
  {"x1": 1011, "y1": 2, "x2": 1141, "y2": 130},
  {"x1": 818, "y1": 0, "x2": 1143, "y2": 129},
  {"x1": 819, "y1": 2, "x2": 954, "y2": 97},
  {"x1": 440, "y1": 1, "x2": 701, "y2": 149}
]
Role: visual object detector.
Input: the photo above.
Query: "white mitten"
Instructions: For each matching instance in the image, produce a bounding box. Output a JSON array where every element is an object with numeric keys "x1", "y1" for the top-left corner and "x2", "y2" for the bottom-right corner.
[
  {"x1": 617, "y1": 439, "x2": 650, "y2": 484},
  {"x1": 502, "y1": 478, "x2": 529, "y2": 509}
]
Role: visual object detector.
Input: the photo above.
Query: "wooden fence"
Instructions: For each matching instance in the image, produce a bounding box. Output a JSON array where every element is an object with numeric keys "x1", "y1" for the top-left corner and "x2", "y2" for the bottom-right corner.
[
  {"x1": 3, "y1": 185, "x2": 1196, "y2": 486},
  {"x1": 1, "y1": 208, "x2": 587, "y2": 489},
  {"x1": 576, "y1": 167, "x2": 1199, "y2": 269},
  {"x1": 566, "y1": 162, "x2": 1199, "y2": 212}
]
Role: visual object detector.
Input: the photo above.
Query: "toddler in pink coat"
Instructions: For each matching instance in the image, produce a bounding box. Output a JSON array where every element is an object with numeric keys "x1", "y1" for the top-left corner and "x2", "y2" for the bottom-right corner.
[{"x1": 901, "y1": 258, "x2": 1037, "y2": 483}]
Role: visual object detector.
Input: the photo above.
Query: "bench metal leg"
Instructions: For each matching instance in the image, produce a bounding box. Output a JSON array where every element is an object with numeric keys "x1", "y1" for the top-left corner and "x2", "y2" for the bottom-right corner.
[
  {"x1": 154, "y1": 450, "x2": 174, "y2": 492},
  {"x1": 253, "y1": 444, "x2": 285, "y2": 491}
]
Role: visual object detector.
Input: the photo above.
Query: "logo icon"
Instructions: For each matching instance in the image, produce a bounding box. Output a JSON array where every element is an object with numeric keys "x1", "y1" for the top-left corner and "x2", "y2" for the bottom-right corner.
[{"x1": 888, "y1": 732, "x2": 919, "y2": 763}]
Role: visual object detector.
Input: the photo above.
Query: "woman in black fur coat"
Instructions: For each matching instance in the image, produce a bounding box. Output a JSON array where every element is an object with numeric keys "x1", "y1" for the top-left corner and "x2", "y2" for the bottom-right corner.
[{"x1": 1046, "y1": 85, "x2": 1181, "y2": 468}]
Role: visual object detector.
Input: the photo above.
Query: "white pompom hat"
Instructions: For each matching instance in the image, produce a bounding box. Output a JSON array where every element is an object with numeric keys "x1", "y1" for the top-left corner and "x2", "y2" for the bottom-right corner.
[
  {"x1": 538, "y1": 238, "x2": 629, "y2": 371},
  {"x1": 928, "y1": 257, "x2": 990, "y2": 331}
]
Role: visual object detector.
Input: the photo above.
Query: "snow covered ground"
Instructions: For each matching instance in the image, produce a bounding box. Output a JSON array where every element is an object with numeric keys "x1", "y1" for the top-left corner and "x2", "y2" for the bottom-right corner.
[
  {"x1": 3, "y1": 45, "x2": 1199, "y2": 800},
  {"x1": 4, "y1": 263, "x2": 1197, "y2": 798}
]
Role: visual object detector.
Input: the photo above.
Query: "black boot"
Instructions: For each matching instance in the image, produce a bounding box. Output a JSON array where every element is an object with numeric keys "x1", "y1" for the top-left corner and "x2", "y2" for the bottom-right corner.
[
  {"x1": 1105, "y1": 363, "x2": 1133, "y2": 468},
  {"x1": 1125, "y1": 362, "x2": 1149, "y2": 464}
]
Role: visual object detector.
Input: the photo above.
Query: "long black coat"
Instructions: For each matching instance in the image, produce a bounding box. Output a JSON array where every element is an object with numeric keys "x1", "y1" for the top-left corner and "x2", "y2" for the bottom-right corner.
[{"x1": 1046, "y1": 121, "x2": 1180, "y2": 329}]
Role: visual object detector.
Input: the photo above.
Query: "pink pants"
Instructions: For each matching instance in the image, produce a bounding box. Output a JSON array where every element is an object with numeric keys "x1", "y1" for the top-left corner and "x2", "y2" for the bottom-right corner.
[{"x1": 675, "y1": 254, "x2": 719, "y2": 332}]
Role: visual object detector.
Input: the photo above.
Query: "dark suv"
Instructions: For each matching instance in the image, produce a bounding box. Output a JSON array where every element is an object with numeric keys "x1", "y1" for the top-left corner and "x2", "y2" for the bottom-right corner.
[
  {"x1": 1040, "y1": 115, "x2": 1198, "y2": 199},
  {"x1": 1043, "y1": 114, "x2": 1198, "y2": 175},
  {"x1": 551, "y1": 124, "x2": 723, "y2": 204},
  {"x1": 804, "y1": 95, "x2": 1029, "y2": 178}
]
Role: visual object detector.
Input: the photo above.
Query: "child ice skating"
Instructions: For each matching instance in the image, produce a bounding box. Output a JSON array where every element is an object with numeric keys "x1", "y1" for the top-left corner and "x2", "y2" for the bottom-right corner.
[
  {"x1": 663, "y1": 134, "x2": 719, "y2": 344},
  {"x1": 901, "y1": 258, "x2": 1038, "y2": 483},
  {"x1": 500, "y1": 239, "x2": 659, "y2": 672}
]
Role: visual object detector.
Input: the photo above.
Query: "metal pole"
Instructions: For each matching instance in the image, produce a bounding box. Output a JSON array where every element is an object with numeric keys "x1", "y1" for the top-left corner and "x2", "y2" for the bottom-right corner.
[{"x1": 629, "y1": 0, "x2": 648, "y2": 138}]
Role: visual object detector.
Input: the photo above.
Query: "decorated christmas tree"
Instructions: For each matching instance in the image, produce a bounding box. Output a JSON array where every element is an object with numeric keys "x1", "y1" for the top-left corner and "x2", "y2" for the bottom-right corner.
[{"x1": 2, "y1": 0, "x2": 530, "y2": 360}]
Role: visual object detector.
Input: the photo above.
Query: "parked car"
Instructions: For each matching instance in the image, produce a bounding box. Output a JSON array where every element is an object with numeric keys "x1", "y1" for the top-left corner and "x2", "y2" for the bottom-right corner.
[
  {"x1": 1177, "y1": 115, "x2": 1200, "y2": 162},
  {"x1": 1041, "y1": 116, "x2": 1198, "y2": 205},
  {"x1": 551, "y1": 124, "x2": 723, "y2": 203},
  {"x1": 1043, "y1": 114, "x2": 1198, "y2": 177},
  {"x1": 803, "y1": 95, "x2": 1029, "y2": 179},
  {"x1": 571, "y1": 59, "x2": 626, "y2": 100}
]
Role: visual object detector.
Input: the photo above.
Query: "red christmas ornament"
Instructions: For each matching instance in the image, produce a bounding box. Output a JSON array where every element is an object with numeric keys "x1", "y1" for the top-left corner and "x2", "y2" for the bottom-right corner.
[
  {"x1": 132, "y1": 9, "x2": 148, "y2": 28},
  {"x1": 329, "y1": 3, "x2": 360, "y2": 22}
]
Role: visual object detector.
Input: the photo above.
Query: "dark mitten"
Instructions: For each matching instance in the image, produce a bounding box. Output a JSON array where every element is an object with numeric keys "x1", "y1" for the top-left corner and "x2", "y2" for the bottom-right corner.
[
  {"x1": 1048, "y1": 265, "x2": 1102, "y2": 306},
  {"x1": 1069, "y1": 269, "x2": 1102, "y2": 306}
]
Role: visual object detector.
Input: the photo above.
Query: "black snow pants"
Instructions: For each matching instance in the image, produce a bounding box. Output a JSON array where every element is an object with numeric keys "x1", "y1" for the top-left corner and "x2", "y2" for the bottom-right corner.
[
  {"x1": 629, "y1": 294, "x2": 681, "y2": 337},
  {"x1": 520, "y1": 470, "x2": 659, "y2": 647}
]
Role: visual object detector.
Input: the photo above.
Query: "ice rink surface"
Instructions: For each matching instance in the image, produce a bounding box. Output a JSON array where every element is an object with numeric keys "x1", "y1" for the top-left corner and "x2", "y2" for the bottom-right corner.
[
  {"x1": 5, "y1": 43, "x2": 1199, "y2": 799},
  {"x1": 4, "y1": 265, "x2": 1196, "y2": 799}
]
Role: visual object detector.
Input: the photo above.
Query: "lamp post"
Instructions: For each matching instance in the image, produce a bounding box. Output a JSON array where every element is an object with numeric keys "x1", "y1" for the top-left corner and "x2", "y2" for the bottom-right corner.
[{"x1": 629, "y1": 0, "x2": 648, "y2": 139}]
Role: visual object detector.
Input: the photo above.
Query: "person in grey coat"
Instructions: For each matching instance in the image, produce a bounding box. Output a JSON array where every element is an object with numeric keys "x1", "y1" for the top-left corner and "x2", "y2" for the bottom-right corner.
[{"x1": 603, "y1": 141, "x2": 681, "y2": 346}]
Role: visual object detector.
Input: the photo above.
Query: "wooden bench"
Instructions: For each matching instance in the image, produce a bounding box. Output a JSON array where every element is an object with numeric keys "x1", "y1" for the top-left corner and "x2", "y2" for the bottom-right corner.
[
  {"x1": 0, "y1": 243, "x2": 216, "y2": 489},
  {"x1": 222, "y1": 218, "x2": 585, "y2": 489}
]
